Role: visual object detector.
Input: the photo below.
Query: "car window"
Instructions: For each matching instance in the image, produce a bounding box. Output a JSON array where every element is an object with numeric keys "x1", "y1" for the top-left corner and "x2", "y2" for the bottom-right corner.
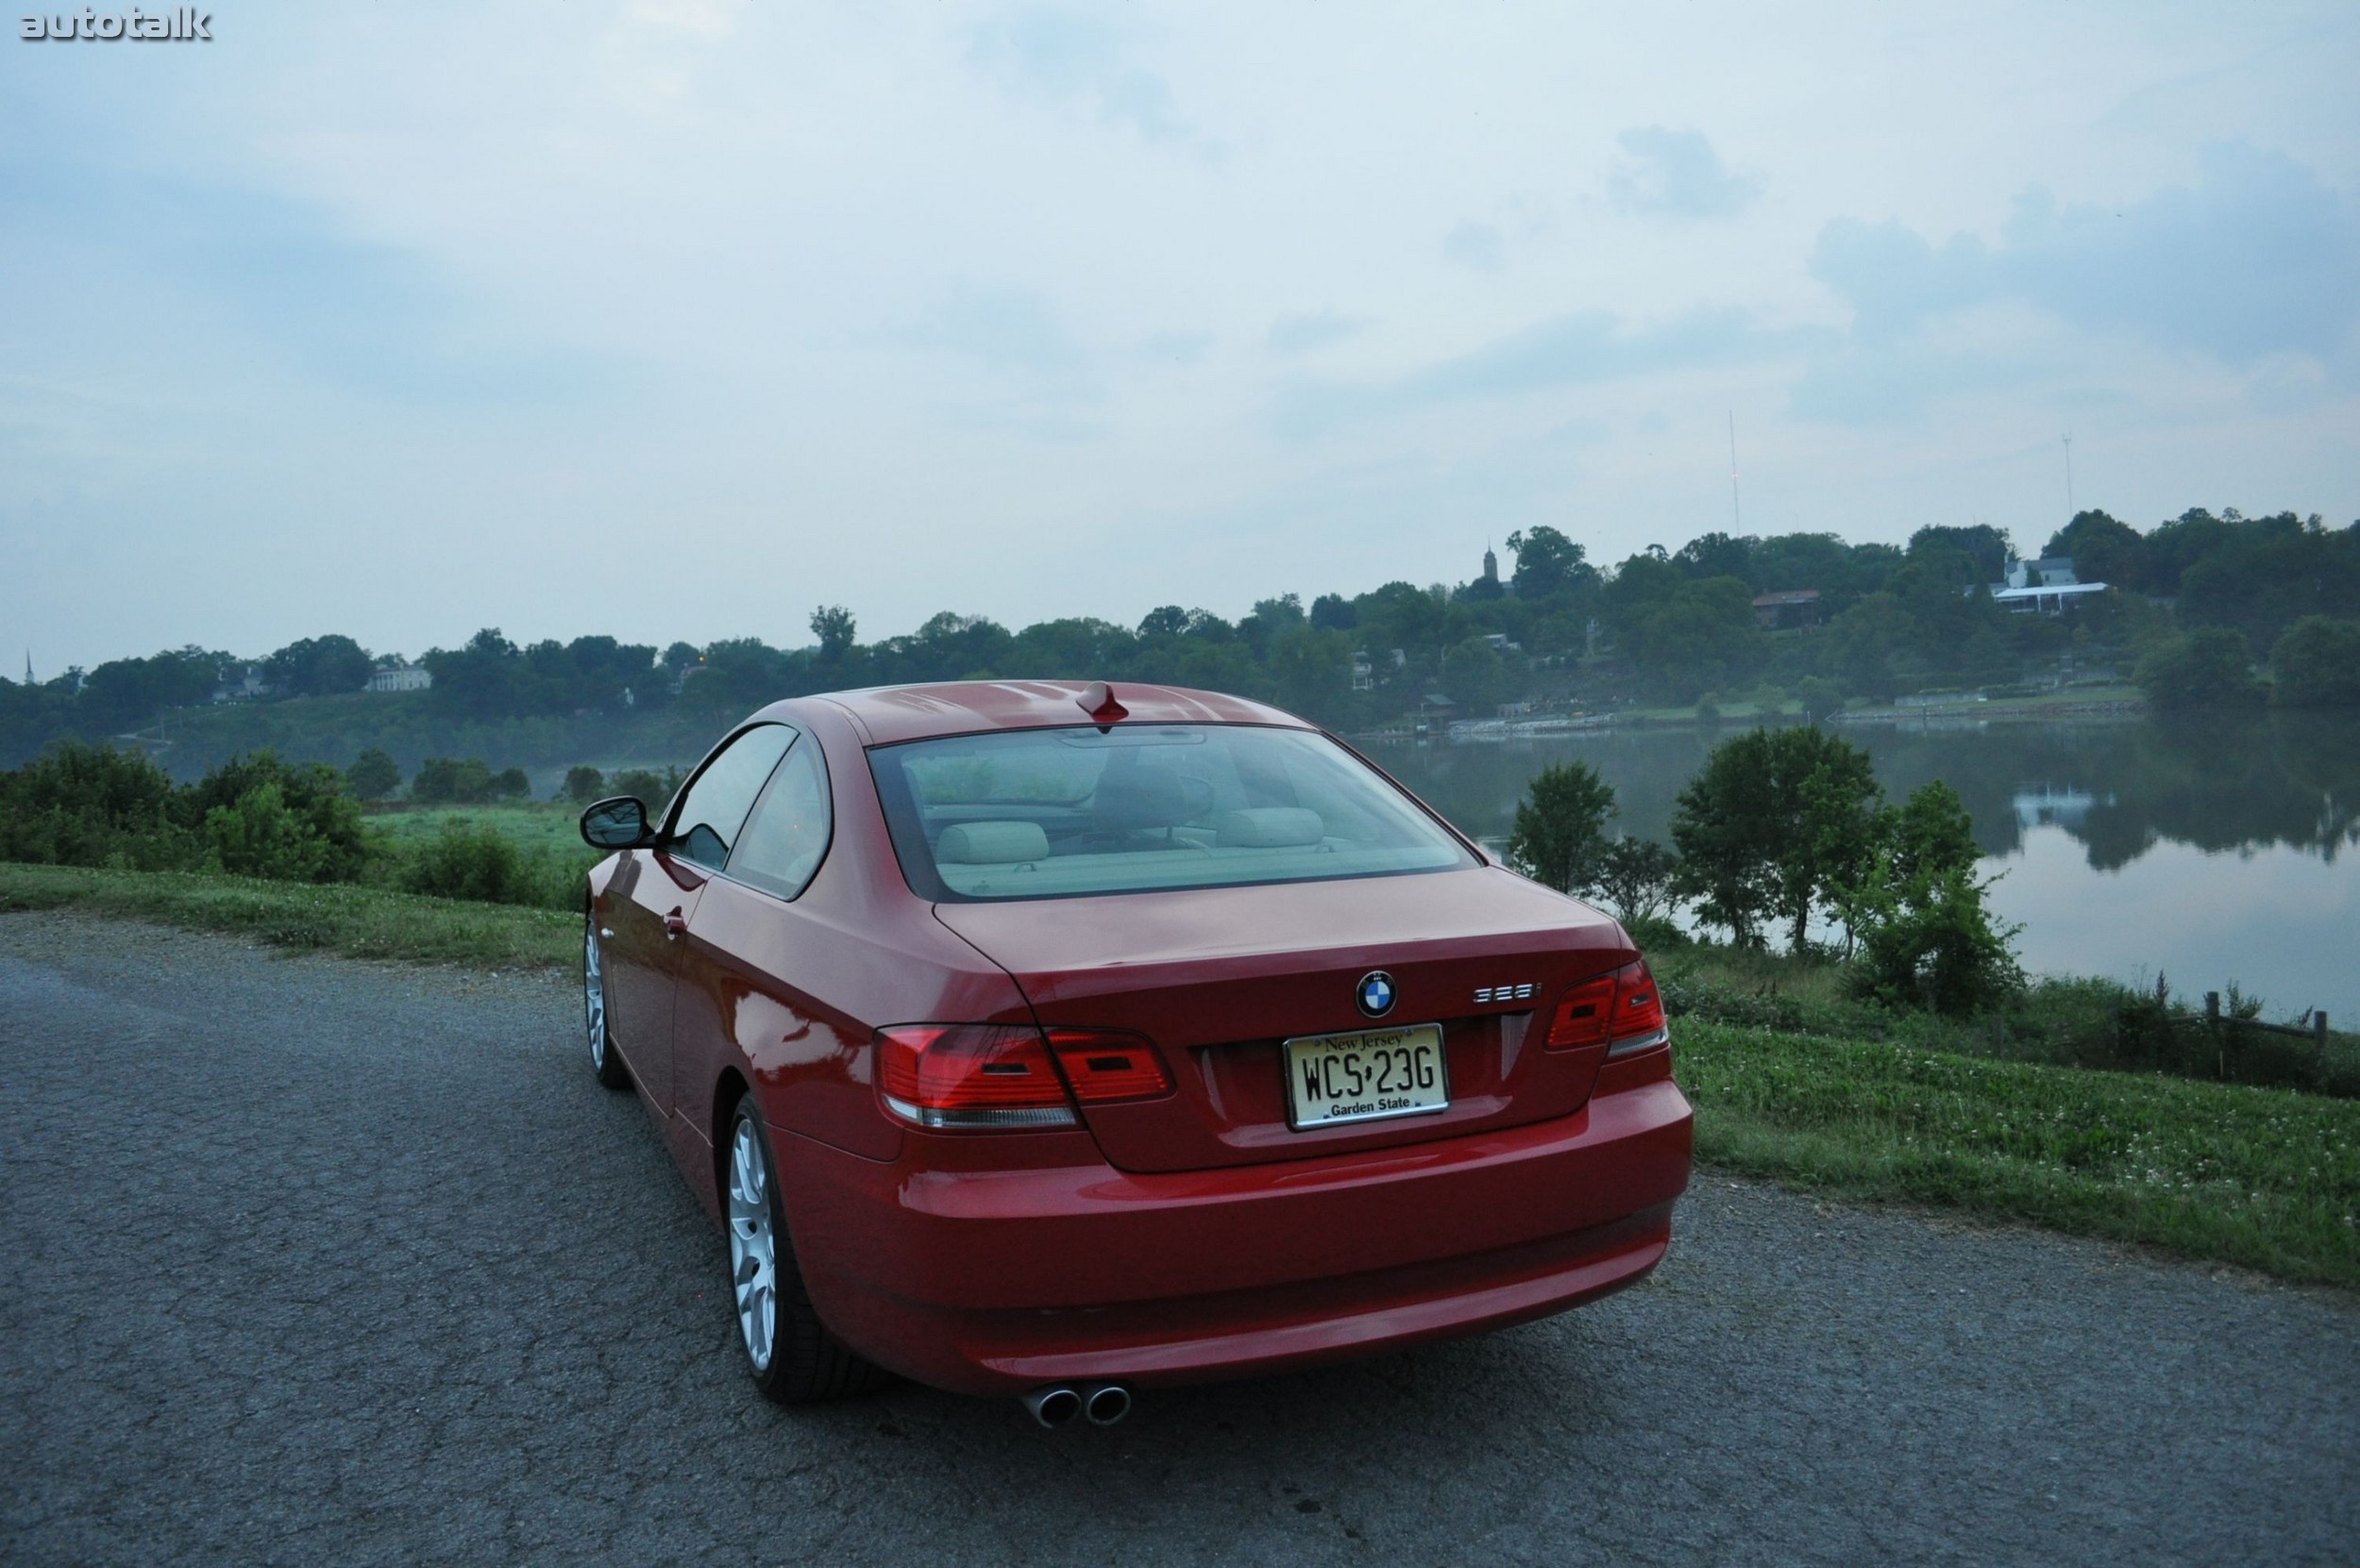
[
  {"x1": 667, "y1": 724, "x2": 796, "y2": 870},
  {"x1": 869, "y1": 724, "x2": 1475, "y2": 902},
  {"x1": 728, "y1": 735, "x2": 832, "y2": 900}
]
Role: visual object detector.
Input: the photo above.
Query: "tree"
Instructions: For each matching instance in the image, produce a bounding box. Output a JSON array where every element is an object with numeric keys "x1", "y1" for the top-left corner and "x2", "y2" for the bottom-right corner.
[
  {"x1": 2043, "y1": 510, "x2": 2146, "y2": 590},
  {"x1": 1505, "y1": 526, "x2": 1593, "y2": 599},
  {"x1": 1441, "y1": 637, "x2": 1509, "y2": 715},
  {"x1": 2134, "y1": 628, "x2": 2265, "y2": 710},
  {"x1": 2269, "y1": 616, "x2": 2360, "y2": 707},
  {"x1": 263, "y1": 634, "x2": 375, "y2": 699},
  {"x1": 564, "y1": 766, "x2": 608, "y2": 802},
  {"x1": 1590, "y1": 837, "x2": 1679, "y2": 925},
  {"x1": 1506, "y1": 761, "x2": 1617, "y2": 893},
  {"x1": 1797, "y1": 677, "x2": 1844, "y2": 722},
  {"x1": 1670, "y1": 726, "x2": 1880, "y2": 952},
  {"x1": 1826, "y1": 780, "x2": 1981, "y2": 957},
  {"x1": 346, "y1": 748, "x2": 401, "y2": 801},
  {"x1": 1847, "y1": 859, "x2": 2023, "y2": 1016},
  {"x1": 810, "y1": 605, "x2": 857, "y2": 664},
  {"x1": 412, "y1": 756, "x2": 495, "y2": 804}
]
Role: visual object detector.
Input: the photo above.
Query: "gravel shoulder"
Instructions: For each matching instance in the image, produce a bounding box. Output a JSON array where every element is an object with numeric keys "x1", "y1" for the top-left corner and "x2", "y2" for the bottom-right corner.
[{"x1": 2, "y1": 911, "x2": 2352, "y2": 1567}]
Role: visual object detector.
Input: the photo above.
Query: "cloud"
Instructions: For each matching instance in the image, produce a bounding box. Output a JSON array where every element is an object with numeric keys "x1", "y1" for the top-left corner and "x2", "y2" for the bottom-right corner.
[
  {"x1": 1276, "y1": 307, "x2": 1822, "y2": 435},
  {"x1": 1266, "y1": 310, "x2": 1368, "y2": 356},
  {"x1": 1810, "y1": 142, "x2": 2360, "y2": 366},
  {"x1": 885, "y1": 283, "x2": 1087, "y2": 377},
  {"x1": 967, "y1": 10, "x2": 1194, "y2": 145},
  {"x1": 1608, "y1": 126, "x2": 1761, "y2": 219},
  {"x1": 1138, "y1": 329, "x2": 1213, "y2": 364},
  {"x1": 1441, "y1": 220, "x2": 1506, "y2": 271}
]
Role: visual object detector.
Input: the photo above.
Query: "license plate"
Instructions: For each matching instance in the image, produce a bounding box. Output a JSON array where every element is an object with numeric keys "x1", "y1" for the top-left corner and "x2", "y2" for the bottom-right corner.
[{"x1": 1282, "y1": 1023, "x2": 1449, "y2": 1130}]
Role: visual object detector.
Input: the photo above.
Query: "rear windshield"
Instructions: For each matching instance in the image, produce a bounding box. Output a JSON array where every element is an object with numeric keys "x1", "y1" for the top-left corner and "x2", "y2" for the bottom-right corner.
[{"x1": 868, "y1": 724, "x2": 1475, "y2": 902}]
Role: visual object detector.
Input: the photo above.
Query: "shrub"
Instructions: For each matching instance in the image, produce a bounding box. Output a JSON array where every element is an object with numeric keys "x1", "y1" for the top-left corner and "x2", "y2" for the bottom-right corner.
[
  {"x1": 346, "y1": 748, "x2": 402, "y2": 801},
  {"x1": 2135, "y1": 628, "x2": 2265, "y2": 709},
  {"x1": 2269, "y1": 615, "x2": 2360, "y2": 707},
  {"x1": 1846, "y1": 861, "x2": 2024, "y2": 1016},
  {"x1": 563, "y1": 766, "x2": 606, "y2": 803},
  {"x1": 609, "y1": 767, "x2": 683, "y2": 809},
  {"x1": 411, "y1": 756, "x2": 503, "y2": 804},
  {"x1": 0, "y1": 742, "x2": 193, "y2": 870},
  {"x1": 488, "y1": 767, "x2": 531, "y2": 801},
  {"x1": 398, "y1": 821, "x2": 535, "y2": 904},
  {"x1": 206, "y1": 782, "x2": 339, "y2": 881},
  {"x1": 185, "y1": 752, "x2": 368, "y2": 883}
]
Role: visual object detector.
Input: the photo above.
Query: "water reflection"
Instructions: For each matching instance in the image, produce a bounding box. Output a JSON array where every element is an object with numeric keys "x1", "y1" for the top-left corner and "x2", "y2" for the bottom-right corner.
[{"x1": 1369, "y1": 712, "x2": 2360, "y2": 1015}]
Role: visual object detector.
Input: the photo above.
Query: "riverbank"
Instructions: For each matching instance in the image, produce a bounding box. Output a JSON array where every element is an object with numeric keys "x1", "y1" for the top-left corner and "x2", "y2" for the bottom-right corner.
[
  {"x1": 2, "y1": 860, "x2": 2351, "y2": 1290},
  {"x1": 1351, "y1": 683, "x2": 2148, "y2": 745}
]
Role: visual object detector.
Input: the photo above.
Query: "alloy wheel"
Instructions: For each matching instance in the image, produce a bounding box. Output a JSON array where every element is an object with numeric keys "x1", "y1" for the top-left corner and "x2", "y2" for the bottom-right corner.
[
  {"x1": 728, "y1": 1115, "x2": 778, "y2": 1373},
  {"x1": 583, "y1": 918, "x2": 608, "y2": 1071}
]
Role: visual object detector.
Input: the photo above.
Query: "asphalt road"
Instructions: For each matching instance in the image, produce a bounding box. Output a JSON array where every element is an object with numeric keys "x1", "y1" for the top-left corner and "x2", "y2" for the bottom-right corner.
[{"x1": 2, "y1": 913, "x2": 2354, "y2": 1567}]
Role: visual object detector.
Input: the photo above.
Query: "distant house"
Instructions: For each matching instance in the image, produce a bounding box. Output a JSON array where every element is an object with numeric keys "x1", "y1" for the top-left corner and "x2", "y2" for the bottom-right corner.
[
  {"x1": 366, "y1": 662, "x2": 432, "y2": 693},
  {"x1": 1350, "y1": 650, "x2": 1375, "y2": 691},
  {"x1": 211, "y1": 664, "x2": 269, "y2": 703},
  {"x1": 1990, "y1": 556, "x2": 2108, "y2": 615},
  {"x1": 2007, "y1": 557, "x2": 2079, "y2": 589},
  {"x1": 1751, "y1": 589, "x2": 1821, "y2": 631},
  {"x1": 1478, "y1": 632, "x2": 1522, "y2": 654}
]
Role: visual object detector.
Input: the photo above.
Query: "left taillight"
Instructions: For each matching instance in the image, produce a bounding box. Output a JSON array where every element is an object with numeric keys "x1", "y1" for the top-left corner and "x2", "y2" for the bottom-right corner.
[
  {"x1": 874, "y1": 1023, "x2": 1176, "y2": 1129},
  {"x1": 1544, "y1": 959, "x2": 1668, "y2": 1056},
  {"x1": 875, "y1": 1024, "x2": 1079, "y2": 1129}
]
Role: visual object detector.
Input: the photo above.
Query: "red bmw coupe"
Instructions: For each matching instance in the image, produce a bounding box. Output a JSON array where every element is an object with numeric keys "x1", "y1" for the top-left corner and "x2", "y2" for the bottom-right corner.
[{"x1": 580, "y1": 681, "x2": 1692, "y2": 1425}]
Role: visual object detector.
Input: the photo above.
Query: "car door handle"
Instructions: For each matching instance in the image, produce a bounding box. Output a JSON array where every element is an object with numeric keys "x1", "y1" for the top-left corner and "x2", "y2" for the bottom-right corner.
[{"x1": 664, "y1": 910, "x2": 688, "y2": 939}]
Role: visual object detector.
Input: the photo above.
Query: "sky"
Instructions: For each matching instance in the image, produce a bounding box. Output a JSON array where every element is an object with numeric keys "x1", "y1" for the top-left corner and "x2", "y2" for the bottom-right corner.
[{"x1": 4, "y1": 0, "x2": 2356, "y2": 673}]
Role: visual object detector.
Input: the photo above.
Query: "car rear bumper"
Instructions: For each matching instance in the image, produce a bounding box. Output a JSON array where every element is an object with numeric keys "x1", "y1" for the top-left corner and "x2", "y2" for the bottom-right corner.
[{"x1": 777, "y1": 1075, "x2": 1694, "y2": 1395}]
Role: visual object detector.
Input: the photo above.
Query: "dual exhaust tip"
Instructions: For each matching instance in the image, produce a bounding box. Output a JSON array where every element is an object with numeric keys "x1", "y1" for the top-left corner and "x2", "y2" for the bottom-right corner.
[{"x1": 1021, "y1": 1381, "x2": 1131, "y2": 1428}]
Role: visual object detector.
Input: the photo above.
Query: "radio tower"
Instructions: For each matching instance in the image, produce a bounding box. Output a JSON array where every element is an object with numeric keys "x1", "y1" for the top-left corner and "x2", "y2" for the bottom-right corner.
[{"x1": 1728, "y1": 412, "x2": 1741, "y2": 532}]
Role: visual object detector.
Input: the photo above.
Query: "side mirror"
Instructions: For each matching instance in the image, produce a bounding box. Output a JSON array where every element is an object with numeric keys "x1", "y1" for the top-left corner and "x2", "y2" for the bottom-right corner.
[{"x1": 581, "y1": 796, "x2": 657, "y2": 850}]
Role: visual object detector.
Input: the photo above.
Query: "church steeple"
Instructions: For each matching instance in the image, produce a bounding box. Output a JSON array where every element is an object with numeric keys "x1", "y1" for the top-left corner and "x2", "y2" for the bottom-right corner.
[{"x1": 1482, "y1": 543, "x2": 1498, "y2": 582}]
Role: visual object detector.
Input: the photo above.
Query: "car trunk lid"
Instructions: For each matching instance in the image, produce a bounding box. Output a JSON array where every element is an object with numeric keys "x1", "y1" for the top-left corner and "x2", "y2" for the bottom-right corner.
[{"x1": 932, "y1": 868, "x2": 1635, "y2": 1174}]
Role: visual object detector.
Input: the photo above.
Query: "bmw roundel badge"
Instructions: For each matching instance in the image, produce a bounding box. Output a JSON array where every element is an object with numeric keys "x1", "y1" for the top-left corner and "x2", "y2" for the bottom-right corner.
[{"x1": 1355, "y1": 970, "x2": 1396, "y2": 1019}]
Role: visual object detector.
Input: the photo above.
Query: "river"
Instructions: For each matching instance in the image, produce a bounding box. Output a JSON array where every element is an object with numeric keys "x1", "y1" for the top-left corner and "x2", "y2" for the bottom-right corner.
[{"x1": 1367, "y1": 713, "x2": 2360, "y2": 1022}]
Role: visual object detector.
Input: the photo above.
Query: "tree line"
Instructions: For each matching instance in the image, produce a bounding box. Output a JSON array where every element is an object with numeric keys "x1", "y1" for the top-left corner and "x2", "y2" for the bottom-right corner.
[{"x1": 7, "y1": 505, "x2": 2355, "y2": 760}]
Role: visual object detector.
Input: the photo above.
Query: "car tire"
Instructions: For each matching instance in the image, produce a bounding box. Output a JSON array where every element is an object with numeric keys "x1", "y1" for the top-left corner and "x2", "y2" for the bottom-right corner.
[
  {"x1": 584, "y1": 904, "x2": 632, "y2": 1091},
  {"x1": 724, "y1": 1093, "x2": 889, "y2": 1404}
]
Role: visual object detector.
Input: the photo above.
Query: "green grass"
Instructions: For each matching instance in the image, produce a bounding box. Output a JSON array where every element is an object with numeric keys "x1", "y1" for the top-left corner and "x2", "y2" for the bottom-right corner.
[
  {"x1": 363, "y1": 801, "x2": 593, "y2": 854},
  {"x1": 1680, "y1": 1020, "x2": 2360, "y2": 1288},
  {"x1": 0, "y1": 862, "x2": 577, "y2": 970}
]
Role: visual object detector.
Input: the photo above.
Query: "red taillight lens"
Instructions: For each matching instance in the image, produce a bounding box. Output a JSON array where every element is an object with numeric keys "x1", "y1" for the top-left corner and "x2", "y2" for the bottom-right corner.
[
  {"x1": 1611, "y1": 959, "x2": 1665, "y2": 1049},
  {"x1": 1545, "y1": 960, "x2": 1668, "y2": 1054},
  {"x1": 1545, "y1": 973, "x2": 1616, "y2": 1049},
  {"x1": 1044, "y1": 1028, "x2": 1173, "y2": 1104},
  {"x1": 875, "y1": 1024, "x2": 1078, "y2": 1129}
]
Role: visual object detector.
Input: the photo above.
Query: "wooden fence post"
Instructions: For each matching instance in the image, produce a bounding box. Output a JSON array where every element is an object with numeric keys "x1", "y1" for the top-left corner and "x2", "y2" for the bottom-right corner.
[{"x1": 2207, "y1": 991, "x2": 2223, "y2": 1080}]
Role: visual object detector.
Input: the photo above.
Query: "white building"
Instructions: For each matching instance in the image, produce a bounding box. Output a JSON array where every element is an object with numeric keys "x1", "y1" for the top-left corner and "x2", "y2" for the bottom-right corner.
[{"x1": 366, "y1": 662, "x2": 432, "y2": 693}]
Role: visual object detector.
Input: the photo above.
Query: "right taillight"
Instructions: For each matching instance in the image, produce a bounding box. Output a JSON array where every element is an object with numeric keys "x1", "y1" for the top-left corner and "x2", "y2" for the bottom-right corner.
[
  {"x1": 1545, "y1": 960, "x2": 1668, "y2": 1055},
  {"x1": 875, "y1": 1023, "x2": 1079, "y2": 1129}
]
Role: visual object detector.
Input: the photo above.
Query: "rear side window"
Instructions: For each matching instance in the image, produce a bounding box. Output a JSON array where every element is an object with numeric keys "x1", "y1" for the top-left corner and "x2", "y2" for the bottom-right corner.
[
  {"x1": 868, "y1": 723, "x2": 1475, "y2": 902},
  {"x1": 667, "y1": 724, "x2": 796, "y2": 869},
  {"x1": 728, "y1": 737, "x2": 832, "y2": 901}
]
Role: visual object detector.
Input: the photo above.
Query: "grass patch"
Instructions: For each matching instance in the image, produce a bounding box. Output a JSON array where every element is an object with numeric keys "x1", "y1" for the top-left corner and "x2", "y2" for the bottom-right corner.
[
  {"x1": 0, "y1": 862, "x2": 576, "y2": 971},
  {"x1": 1680, "y1": 1019, "x2": 2360, "y2": 1289}
]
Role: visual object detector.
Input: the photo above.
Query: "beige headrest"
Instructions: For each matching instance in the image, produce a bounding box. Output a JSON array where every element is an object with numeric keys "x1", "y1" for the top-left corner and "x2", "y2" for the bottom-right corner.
[
  {"x1": 1214, "y1": 807, "x2": 1326, "y2": 848},
  {"x1": 936, "y1": 821, "x2": 1051, "y2": 864}
]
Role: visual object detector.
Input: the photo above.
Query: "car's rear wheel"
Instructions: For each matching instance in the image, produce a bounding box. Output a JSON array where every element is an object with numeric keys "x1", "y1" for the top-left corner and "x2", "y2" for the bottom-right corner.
[
  {"x1": 725, "y1": 1095, "x2": 887, "y2": 1404},
  {"x1": 584, "y1": 907, "x2": 630, "y2": 1090}
]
